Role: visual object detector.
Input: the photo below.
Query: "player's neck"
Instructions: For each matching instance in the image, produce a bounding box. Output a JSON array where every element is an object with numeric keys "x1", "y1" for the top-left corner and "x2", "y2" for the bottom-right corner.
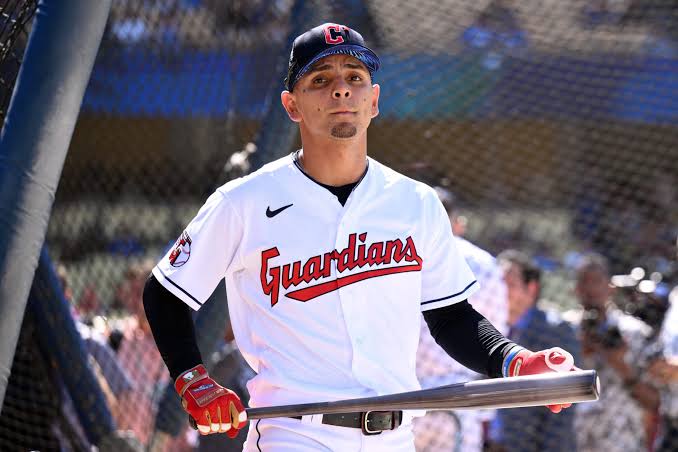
[{"x1": 298, "y1": 136, "x2": 368, "y2": 186}]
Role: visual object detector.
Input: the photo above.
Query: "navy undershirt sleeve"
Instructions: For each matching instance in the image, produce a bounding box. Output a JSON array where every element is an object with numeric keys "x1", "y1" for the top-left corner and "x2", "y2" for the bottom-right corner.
[
  {"x1": 143, "y1": 274, "x2": 203, "y2": 381},
  {"x1": 423, "y1": 300, "x2": 518, "y2": 378}
]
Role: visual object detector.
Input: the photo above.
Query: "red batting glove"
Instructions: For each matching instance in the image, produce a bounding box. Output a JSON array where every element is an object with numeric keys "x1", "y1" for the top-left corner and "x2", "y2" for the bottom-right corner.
[
  {"x1": 503, "y1": 347, "x2": 576, "y2": 413},
  {"x1": 175, "y1": 364, "x2": 248, "y2": 437}
]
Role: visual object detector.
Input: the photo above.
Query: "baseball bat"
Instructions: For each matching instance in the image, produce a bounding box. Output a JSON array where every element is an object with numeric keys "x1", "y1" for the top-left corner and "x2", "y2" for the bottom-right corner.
[{"x1": 245, "y1": 370, "x2": 599, "y2": 419}]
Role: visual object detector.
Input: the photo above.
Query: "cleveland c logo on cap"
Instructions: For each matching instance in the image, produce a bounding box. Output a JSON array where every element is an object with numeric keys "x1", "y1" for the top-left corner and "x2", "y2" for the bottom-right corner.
[{"x1": 324, "y1": 24, "x2": 350, "y2": 45}]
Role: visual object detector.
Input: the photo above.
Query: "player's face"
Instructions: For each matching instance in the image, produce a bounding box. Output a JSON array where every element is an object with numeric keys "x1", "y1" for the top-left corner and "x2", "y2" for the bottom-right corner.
[{"x1": 281, "y1": 54, "x2": 380, "y2": 141}]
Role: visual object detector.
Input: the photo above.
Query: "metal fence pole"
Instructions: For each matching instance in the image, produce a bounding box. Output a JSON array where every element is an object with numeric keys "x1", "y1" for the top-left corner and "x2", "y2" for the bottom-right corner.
[{"x1": 0, "y1": 0, "x2": 111, "y2": 410}]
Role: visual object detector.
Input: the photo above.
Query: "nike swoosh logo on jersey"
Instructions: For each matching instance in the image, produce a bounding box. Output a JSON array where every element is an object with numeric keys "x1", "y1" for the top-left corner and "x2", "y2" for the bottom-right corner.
[{"x1": 266, "y1": 204, "x2": 293, "y2": 218}]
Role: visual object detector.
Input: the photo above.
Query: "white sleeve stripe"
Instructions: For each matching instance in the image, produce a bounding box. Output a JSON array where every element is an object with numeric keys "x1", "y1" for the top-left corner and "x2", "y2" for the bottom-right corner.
[
  {"x1": 156, "y1": 267, "x2": 203, "y2": 306},
  {"x1": 421, "y1": 280, "x2": 478, "y2": 306}
]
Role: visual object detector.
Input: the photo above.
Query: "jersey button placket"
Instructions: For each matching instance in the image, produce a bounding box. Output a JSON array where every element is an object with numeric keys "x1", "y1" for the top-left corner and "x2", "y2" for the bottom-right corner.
[
  {"x1": 335, "y1": 216, "x2": 368, "y2": 375},
  {"x1": 334, "y1": 219, "x2": 353, "y2": 332}
]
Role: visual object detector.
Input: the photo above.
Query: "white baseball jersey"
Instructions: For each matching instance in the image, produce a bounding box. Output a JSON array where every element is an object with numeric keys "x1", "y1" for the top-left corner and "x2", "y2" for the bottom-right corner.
[{"x1": 153, "y1": 153, "x2": 478, "y2": 410}]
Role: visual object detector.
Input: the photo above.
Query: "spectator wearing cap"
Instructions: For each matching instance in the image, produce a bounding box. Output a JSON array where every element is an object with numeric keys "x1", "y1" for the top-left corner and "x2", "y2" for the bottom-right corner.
[{"x1": 486, "y1": 250, "x2": 580, "y2": 452}]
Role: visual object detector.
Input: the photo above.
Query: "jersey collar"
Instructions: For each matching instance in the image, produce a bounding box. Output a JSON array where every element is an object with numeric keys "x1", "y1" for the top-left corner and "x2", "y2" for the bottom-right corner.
[{"x1": 291, "y1": 149, "x2": 369, "y2": 195}]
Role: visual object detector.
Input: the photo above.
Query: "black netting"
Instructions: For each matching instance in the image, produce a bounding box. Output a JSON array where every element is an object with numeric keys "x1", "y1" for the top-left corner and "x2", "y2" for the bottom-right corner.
[
  {"x1": 1, "y1": 1, "x2": 676, "y2": 451},
  {"x1": 0, "y1": 0, "x2": 37, "y2": 122}
]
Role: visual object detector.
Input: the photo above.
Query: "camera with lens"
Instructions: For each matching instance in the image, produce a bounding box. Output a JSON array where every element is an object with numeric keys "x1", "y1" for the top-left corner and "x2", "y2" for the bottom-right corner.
[{"x1": 611, "y1": 267, "x2": 671, "y2": 334}]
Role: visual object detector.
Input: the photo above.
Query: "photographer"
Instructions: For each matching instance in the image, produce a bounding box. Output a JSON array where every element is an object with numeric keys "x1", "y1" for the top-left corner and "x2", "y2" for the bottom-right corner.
[{"x1": 571, "y1": 253, "x2": 660, "y2": 452}]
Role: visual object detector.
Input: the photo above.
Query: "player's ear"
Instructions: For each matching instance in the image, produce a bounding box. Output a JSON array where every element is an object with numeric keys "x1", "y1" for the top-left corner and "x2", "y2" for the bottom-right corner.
[
  {"x1": 370, "y1": 84, "x2": 380, "y2": 118},
  {"x1": 281, "y1": 91, "x2": 302, "y2": 123}
]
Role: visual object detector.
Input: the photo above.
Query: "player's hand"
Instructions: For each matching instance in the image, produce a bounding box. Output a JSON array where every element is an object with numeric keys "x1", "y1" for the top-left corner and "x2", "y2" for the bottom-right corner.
[
  {"x1": 175, "y1": 364, "x2": 248, "y2": 437},
  {"x1": 504, "y1": 347, "x2": 576, "y2": 413}
]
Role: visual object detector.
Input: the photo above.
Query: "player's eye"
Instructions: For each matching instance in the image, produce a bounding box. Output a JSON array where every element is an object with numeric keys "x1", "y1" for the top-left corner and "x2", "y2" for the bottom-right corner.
[
  {"x1": 349, "y1": 74, "x2": 363, "y2": 81},
  {"x1": 313, "y1": 77, "x2": 327, "y2": 84}
]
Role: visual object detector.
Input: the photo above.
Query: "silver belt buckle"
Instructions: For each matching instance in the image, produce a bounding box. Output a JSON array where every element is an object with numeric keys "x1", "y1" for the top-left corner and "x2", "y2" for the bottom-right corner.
[{"x1": 361, "y1": 411, "x2": 384, "y2": 435}]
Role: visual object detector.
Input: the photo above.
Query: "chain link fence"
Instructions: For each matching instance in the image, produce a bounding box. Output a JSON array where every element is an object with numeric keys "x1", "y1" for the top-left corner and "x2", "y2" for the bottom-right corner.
[
  {"x1": 0, "y1": 0, "x2": 36, "y2": 118},
  {"x1": 1, "y1": 0, "x2": 677, "y2": 450}
]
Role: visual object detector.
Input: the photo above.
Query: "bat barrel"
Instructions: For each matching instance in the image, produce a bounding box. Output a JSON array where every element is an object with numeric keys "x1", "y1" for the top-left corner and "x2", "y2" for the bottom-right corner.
[{"x1": 246, "y1": 370, "x2": 600, "y2": 419}]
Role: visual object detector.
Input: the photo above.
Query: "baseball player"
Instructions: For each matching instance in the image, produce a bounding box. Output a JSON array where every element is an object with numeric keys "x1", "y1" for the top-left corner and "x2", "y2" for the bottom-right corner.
[{"x1": 142, "y1": 23, "x2": 578, "y2": 451}]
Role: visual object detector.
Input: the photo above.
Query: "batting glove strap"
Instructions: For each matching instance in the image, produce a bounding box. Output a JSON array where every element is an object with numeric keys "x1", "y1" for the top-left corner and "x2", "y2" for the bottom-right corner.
[
  {"x1": 175, "y1": 364, "x2": 209, "y2": 397},
  {"x1": 174, "y1": 364, "x2": 248, "y2": 437}
]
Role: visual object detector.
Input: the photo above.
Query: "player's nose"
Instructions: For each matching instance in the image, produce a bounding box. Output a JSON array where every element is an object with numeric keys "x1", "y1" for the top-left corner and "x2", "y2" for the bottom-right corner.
[{"x1": 332, "y1": 81, "x2": 351, "y2": 99}]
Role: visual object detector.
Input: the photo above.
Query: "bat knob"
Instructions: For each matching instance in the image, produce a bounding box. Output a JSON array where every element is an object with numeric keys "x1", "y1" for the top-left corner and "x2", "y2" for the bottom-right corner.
[
  {"x1": 545, "y1": 347, "x2": 574, "y2": 373},
  {"x1": 594, "y1": 372, "x2": 602, "y2": 399}
]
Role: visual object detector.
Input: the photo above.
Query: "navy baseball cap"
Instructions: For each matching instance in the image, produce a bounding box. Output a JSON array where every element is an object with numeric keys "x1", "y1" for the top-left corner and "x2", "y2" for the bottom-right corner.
[{"x1": 285, "y1": 23, "x2": 380, "y2": 91}]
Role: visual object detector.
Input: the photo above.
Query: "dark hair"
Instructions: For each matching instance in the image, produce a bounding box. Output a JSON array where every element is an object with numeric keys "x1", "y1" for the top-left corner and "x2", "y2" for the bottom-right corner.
[{"x1": 497, "y1": 249, "x2": 541, "y2": 285}]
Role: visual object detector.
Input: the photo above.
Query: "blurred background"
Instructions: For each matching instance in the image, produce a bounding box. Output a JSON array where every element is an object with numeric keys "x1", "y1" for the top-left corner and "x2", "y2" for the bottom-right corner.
[{"x1": 0, "y1": 0, "x2": 676, "y2": 451}]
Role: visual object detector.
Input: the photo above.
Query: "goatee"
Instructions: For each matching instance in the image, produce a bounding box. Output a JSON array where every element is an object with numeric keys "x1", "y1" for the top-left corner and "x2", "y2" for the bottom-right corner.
[{"x1": 331, "y1": 123, "x2": 357, "y2": 138}]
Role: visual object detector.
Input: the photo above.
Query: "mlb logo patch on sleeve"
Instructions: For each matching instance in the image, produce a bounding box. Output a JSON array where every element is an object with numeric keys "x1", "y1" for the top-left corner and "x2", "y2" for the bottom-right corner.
[{"x1": 169, "y1": 231, "x2": 192, "y2": 267}]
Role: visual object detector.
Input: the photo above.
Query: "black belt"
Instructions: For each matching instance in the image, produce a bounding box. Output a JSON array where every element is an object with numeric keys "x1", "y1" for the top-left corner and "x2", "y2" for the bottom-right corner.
[{"x1": 289, "y1": 410, "x2": 403, "y2": 435}]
